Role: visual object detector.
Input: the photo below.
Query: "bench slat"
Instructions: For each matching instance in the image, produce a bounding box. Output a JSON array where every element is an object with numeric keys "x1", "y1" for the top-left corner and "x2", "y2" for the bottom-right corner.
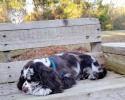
[
  {"x1": 0, "y1": 22, "x2": 101, "y2": 51},
  {"x1": 102, "y1": 43, "x2": 125, "y2": 74},
  {"x1": 0, "y1": 60, "x2": 28, "y2": 83},
  {"x1": 0, "y1": 18, "x2": 99, "y2": 31},
  {"x1": 1, "y1": 72, "x2": 125, "y2": 100}
]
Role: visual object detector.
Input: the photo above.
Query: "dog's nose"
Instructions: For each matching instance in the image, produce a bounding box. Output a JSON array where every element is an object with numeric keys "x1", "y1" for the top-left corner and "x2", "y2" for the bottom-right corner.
[
  {"x1": 98, "y1": 67, "x2": 102, "y2": 71},
  {"x1": 22, "y1": 87, "x2": 28, "y2": 93}
]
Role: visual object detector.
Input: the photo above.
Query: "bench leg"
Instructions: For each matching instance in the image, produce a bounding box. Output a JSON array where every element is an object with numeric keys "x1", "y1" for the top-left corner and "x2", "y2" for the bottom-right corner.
[
  {"x1": 3, "y1": 51, "x2": 11, "y2": 62},
  {"x1": 90, "y1": 42, "x2": 101, "y2": 52}
]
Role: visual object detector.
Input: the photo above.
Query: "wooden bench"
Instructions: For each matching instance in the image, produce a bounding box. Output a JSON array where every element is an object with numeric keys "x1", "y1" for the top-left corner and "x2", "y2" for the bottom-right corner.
[
  {"x1": 1, "y1": 18, "x2": 125, "y2": 100},
  {"x1": 0, "y1": 18, "x2": 101, "y2": 84}
]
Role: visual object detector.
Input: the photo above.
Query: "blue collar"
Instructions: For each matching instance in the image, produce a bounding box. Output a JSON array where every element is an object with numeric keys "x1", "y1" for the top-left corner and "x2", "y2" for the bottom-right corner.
[
  {"x1": 49, "y1": 57, "x2": 66, "y2": 78},
  {"x1": 49, "y1": 57, "x2": 57, "y2": 70}
]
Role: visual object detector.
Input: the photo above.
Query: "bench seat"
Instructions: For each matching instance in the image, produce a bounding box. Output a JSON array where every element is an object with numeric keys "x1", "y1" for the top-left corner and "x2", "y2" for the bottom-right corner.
[{"x1": 1, "y1": 71, "x2": 125, "y2": 100}]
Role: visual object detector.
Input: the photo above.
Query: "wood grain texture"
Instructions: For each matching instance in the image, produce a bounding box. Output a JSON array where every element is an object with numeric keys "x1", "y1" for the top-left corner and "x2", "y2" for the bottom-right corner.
[
  {"x1": 1, "y1": 72, "x2": 125, "y2": 100},
  {"x1": 102, "y1": 42, "x2": 125, "y2": 55},
  {"x1": 102, "y1": 43, "x2": 125, "y2": 74},
  {"x1": 0, "y1": 60, "x2": 29, "y2": 83},
  {"x1": 0, "y1": 24, "x2": 101, "y2": 51},
  {"x1": 0, "y1": 18, "x2": 100, "y2": 31},
  {"x1": 104, "y1": 53, "x2": 125, "y2": 75}
]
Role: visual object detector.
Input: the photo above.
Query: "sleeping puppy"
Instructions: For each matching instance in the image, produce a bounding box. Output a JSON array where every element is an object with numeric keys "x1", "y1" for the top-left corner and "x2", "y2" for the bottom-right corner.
[{"x1": 17, "y1": 52, "x2": 107, "y2": 96}]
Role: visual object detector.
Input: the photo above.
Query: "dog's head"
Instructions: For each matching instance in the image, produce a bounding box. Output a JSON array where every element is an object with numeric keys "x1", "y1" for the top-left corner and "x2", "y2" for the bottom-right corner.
[
  {"x1": 79, "y1": 54, "x2": 107, "y2": 80},
  {"x1": 17, "y1": 58, "x2": 63, "y2": 95}
]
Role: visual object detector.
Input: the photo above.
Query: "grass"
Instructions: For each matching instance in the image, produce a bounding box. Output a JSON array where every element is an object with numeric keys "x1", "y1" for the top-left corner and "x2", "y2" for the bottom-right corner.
[{"x1": 102, "y1": 30, "x2": 125, "y2": 43}]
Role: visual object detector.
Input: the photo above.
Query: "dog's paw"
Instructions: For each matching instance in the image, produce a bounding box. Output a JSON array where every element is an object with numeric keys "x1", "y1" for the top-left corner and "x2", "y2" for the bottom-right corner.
[
  {"x1": 32, "y1": 88, "x2": 52, "y2": 96},
  {"x1": 88, "y1": 74, "x2": 97, "y2": 80},
  {"x1": 62, "y1": 77, "x2": 76, "y2": 89}
]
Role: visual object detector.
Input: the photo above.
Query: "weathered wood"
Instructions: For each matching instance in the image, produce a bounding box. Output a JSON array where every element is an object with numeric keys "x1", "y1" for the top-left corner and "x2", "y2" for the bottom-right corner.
[
  {"x1": 104, "y1": 53, "x2": 125, "y2": 75},
  {"x1": 0, "y1": 52, "x2": 7, "y2": 62},
  {"x1": 0, "y1": 60, "x2": 29, "y2": 83},
  {"x1": 1, "y1": 72, "x2": 125, "y2": 100},
  {"x1": 90, "y1": 42, "x2": 101, "y2": 52},
  {"x1": 102, "y1": 42, "x2": 125, "y2": 55},
  {"x1": 0, "y1": 43, "x2": 91, "y2": 63},
  {"x1": 102, "y1": 42, "x2": 125, "y2": 74},
  {"x1": 0, "y1": 25, "x2": 101, "y2": 51},
  {"x1": 0, "y1": 18, "x2": 100, "y2": 31}
]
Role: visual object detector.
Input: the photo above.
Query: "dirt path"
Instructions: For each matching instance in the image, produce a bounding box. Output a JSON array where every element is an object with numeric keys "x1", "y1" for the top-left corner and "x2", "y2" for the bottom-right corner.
[{"x1": 102, "y1": 30, "x2": 125, "y2": 43}]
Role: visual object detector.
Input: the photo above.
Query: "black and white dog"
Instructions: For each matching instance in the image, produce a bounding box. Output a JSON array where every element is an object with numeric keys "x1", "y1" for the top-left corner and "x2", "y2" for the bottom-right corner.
[{"x1": 17, "y1": 52, "x2": 107, "y2": 96}]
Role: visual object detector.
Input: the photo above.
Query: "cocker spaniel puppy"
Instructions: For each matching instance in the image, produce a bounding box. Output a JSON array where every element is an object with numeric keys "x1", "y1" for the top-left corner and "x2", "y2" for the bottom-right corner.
[{"x1": 17, "y1": 52, "x2": 107, "y2": 96}]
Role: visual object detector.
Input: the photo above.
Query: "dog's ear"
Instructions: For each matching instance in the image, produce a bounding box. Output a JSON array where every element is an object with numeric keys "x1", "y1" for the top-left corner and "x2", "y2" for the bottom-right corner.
[
  {"x1": 17, "y1": 70, "x2": 25, "y2": 90},
  {"x1": 47, "y1": 71, "x2": 63, "y2": 94},
  {"x1": 34, "y1": 62, "x2": 51, "y2": 72},
  {"x1": 34, "y1": 62, "x2": 53, "y2": 83},
  {"x1": 24, "y1": 61, "x2": 34, "y2": 69},
  {"x1": 34, "y1": 62, "x2": 63, "y2": 93},
  {"x1": 79, "y1": 54, "x2": 92, "y2": 67},
  {"x1": 79, "y1": 54, "x2": 92, "y2": 61}
]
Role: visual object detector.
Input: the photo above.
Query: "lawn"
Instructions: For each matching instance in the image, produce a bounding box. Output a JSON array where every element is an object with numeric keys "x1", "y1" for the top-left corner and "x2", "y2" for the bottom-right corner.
[{"x1": 102, "y1": 30, "x2": 125, "y2": 43}]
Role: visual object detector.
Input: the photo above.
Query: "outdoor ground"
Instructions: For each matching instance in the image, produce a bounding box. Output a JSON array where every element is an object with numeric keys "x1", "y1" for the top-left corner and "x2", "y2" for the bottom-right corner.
[
  {"x1": 102, "y1": 30, "x2": 125, "y2": 43},
  {"x1": 1, "y1": 71, "x2": 125, "y2": 100}
]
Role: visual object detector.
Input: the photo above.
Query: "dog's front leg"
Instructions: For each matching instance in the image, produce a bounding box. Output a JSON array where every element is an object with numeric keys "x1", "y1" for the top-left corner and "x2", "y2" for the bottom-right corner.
[
  {"x1": 32, "y1": 85, "x2": 52, "y2": 96},
  {"x1": 61, "y1": 74, "x2": 76, "y2": 89}
]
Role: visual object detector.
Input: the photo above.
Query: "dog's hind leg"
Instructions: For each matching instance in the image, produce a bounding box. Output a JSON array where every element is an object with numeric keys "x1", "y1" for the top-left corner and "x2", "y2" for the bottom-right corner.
[{"x1": 61, "y1": 74, "x2": 76, "y2": 89}]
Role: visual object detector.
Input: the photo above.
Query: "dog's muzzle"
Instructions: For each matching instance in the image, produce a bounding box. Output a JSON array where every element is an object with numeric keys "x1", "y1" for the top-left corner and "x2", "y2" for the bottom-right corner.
[{"x1": 22, "y1": 86, "x2": 29, "y2": 93}]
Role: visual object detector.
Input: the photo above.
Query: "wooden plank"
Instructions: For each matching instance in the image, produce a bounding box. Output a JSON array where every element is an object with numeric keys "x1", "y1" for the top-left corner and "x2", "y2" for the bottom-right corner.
[
  {"x1": 0, "y1": 25, "x2": 101, "y2": 51},
  {"x1": 0, "y1": 72, "x2": 121, "y2": 96},
  {"x1": 0, "y1": 71, "x2": 123, "y2": 96},
  {"x1": 0, "y1": 52, "x2": 7, "y2": 62},
  {"x1": 0, "y1": 60, "x2": 29, "y2": 83},
  {"x1": 102, "y1": 42, "x2": 125, "y2": 55},
  {"x1": 90, "y1": 42, "x2": 101, "y2": 52},
  {"x1": 1, "y1": 87, "x2": 125, "y2": 100},
  {"x1": 1, "y1": 72, "x2": 125, "y2": 100},
  {"x1": 102, "y1": 43, "x2": 125, "y2": 74},
  {"x1": 0, "y1": 36, "x2": 101, "y2": 51},
  {"x1": 0, "y1": 43, "x2": 91, "y2": 63},
  {"x1": 0, "y1": 25, "x2": 100, "y2": 43},
  {"x1": 104, "y1": 53, "x2": 125, "y2": 75},
  {"x1": 0, "y1": 18, "x2": 100, "y2": 31}
]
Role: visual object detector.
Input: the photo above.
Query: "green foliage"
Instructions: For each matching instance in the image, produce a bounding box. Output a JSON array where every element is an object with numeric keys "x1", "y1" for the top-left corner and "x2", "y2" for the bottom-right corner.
[
  {"x1": 33, "y1": 0, "x2": 112, "y2": 30},
  {"x1": 37, "y1": 0, "x2": 84, "y2": 19},
  {"x1": 7, "y1": 0, "x2": 24, "y2": 10},
  {"x1": 113, "y1": 15, "x2": 125, "y2": 30},
  {"x1": 1, "y1": 0, "x2": 124, "y2": 30},
  {"x1": 96, "y1": 0, "x2": 112, "y2": 30},
  {"x1": 87, "y1": 0, "x2": 112, "y2": 30}
]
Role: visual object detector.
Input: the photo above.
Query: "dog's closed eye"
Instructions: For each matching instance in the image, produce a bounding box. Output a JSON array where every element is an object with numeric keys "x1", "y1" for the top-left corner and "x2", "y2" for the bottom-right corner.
[{"x1": 93, "y1": 61, "x2": 99, "y2": 66}]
